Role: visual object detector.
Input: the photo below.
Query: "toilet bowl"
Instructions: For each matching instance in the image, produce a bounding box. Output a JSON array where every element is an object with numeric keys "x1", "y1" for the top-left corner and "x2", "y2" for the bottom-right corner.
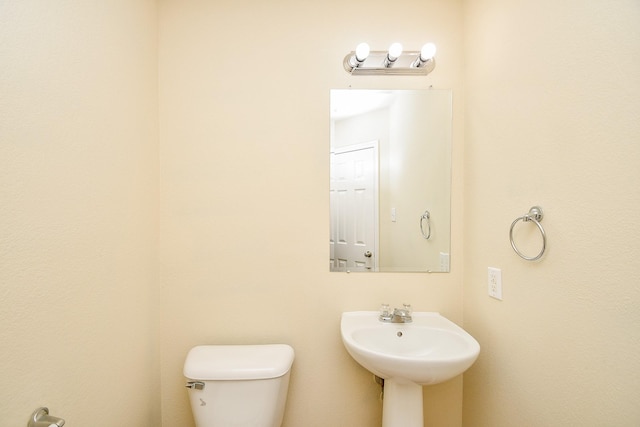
[{"x1": 184, "y1": 344, "x2": 295, "y2": 427}]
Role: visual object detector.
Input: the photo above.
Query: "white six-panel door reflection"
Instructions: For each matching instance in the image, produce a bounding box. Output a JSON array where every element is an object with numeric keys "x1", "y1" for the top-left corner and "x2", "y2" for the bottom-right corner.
[{"x1": 330, "y1": 141, "x2": 378, "y2": 271}]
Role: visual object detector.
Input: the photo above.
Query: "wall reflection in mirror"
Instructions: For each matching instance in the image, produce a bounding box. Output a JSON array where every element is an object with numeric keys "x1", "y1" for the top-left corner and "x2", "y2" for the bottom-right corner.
[{"x1": 330, "y1": 89, "x2": 452, "y2": 272}]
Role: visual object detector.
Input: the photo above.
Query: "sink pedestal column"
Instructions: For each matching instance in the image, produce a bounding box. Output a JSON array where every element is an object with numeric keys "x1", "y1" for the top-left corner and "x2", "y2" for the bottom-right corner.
[{"x1": 382, "y1": 380, "x2": 423, "y2": 427}]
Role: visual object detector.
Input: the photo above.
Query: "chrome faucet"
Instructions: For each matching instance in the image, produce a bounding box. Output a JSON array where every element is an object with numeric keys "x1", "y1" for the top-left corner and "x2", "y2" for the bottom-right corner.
[{"x1": 379, "y1": 304, "x2": 413, "y2": 323}]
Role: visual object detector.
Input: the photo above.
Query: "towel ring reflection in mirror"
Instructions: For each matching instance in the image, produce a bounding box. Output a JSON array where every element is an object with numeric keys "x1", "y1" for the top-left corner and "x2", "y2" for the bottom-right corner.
[
  {"x1": 420, "y1": 210, "x2": 431, "y2": 240},
  {"x1": 509, "y1": 206, "x2": 546, "y2": 261}
]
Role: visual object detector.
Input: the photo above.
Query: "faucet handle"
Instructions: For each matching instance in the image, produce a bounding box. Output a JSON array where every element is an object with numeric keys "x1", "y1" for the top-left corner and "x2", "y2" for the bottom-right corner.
[
  {"x1": 379, "y1": 304, "x2": 392, "y2": 321},
  {"x1": 380, "y1": 303, "x2": 390, "y2": 316},
  {"x1": 402, "y1": 303, "x2": 412, "y2": 316}
]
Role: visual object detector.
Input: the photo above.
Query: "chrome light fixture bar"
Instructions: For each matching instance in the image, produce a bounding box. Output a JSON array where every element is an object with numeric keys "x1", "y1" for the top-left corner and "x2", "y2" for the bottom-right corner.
[{"x1": 343, "y1": 42, "x2": 436, "y2": 76}]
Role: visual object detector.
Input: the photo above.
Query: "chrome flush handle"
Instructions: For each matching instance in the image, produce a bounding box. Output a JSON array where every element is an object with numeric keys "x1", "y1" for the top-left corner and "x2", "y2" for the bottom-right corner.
[{"x1": 185, "y1": 381, "x2": 205, "y2": 390}]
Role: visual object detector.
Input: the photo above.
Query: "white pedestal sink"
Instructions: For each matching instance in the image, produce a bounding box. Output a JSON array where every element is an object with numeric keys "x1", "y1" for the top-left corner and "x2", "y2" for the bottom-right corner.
[{"x1": 341, "y1": 311, "x2": 480, "y2": 427}]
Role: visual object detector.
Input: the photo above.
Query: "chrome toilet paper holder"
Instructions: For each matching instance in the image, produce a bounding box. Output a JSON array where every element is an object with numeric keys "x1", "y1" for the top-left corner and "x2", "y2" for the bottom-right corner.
[{"x1": 28, "y1": 407, "x2": 65, "y2": 427}]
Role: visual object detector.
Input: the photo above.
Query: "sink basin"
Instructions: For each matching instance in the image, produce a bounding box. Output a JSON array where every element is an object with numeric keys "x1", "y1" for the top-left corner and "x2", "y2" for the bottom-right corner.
[
  {"x1": 341, "y1": 311, "x2": 480, "y2": 385},
  {"x1": 341, "y1": 311, "x2": 480, "y2": 427}
]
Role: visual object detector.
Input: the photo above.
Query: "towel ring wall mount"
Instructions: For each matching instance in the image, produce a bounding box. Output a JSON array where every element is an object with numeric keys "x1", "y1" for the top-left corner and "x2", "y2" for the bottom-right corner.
[{"x1": 509, "y1": 206, "x2": 546, "y2": 261}]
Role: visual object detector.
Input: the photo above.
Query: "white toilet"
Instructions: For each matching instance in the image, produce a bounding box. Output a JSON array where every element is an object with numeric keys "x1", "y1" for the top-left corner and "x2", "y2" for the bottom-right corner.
[{"x1": 184, "y1": 344, "x2": 295, "y2": 427}]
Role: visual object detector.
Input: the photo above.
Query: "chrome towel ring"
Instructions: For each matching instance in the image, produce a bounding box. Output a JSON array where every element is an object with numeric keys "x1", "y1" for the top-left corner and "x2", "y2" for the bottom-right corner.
[
  {"x1": 420, "y1": 210, "x2": 431, "y2": 240},
  {"x1": 509, "y1": 206, "x2": 546, "y2": 261}
]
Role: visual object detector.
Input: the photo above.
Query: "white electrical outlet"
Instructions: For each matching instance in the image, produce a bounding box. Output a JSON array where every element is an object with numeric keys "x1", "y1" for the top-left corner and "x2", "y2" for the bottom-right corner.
[
  {"x1": 439, "y1": 252, "x2": 450, "y2": 272},
  {"x1": 488, "y1": 267, "x2": 502, "y2": 300}
]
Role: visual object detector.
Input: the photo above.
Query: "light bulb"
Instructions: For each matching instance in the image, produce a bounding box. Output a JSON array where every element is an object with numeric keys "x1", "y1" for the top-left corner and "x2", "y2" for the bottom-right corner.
[
  {"x1": 388, "y1": 42, "x2": 403, "y2": 61},
  {"x1": 420, "y1": 43, "x2": 436, "y2": 61},
  {"x1": 355, "y1": 42, "x2": 370, "y2": 62}
]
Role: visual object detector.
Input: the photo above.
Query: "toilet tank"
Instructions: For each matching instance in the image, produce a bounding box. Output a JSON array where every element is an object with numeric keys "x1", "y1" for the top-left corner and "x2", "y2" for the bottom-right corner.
[{"x1": 184, "y1": 344, "x2": 295, "y2": 427}]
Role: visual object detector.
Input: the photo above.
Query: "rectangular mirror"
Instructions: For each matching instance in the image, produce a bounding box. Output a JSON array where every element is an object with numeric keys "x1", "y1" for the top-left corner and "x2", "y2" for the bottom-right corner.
[{"x1": 330, "y1": 89, "x2": 452, "y2": 272}]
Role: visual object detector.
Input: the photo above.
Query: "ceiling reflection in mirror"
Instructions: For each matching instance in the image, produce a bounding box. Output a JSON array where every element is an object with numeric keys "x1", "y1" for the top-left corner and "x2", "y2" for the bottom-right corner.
[{"x1": 330, "y1": 89, "x2": 452, "y2": 272}]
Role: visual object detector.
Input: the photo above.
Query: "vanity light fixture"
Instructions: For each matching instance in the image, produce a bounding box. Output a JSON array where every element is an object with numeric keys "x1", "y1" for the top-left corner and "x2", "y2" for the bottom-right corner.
[{"x1": 343, "y1": 42, "x2": 437, "y2": 76}]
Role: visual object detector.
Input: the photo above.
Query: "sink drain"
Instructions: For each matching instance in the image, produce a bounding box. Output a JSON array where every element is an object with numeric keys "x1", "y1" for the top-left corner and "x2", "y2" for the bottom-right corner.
[{"x1": 397, "y1": 331, "x2": 403, "y2": 337}]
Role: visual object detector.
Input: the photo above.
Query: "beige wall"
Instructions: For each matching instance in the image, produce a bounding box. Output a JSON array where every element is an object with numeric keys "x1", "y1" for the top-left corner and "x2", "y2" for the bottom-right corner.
[
  {"x1": 158, "y1": 0, "x2": 464, "y2": 426},
  {"x1": 0, "y1": 1, "x2": 159, "y2": 426},
  {"x1": 462, "y1": 1, "x2": 640, "y2": 426},
  {"x1": 387, "y1": 91, "x2": 452, "y2": 270}
]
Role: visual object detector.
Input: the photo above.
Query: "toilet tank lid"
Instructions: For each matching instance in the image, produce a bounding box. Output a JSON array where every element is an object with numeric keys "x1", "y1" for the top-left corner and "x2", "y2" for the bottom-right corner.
[{"x1": 184, "y1": 344, "x2": 295, "y2": 380}]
